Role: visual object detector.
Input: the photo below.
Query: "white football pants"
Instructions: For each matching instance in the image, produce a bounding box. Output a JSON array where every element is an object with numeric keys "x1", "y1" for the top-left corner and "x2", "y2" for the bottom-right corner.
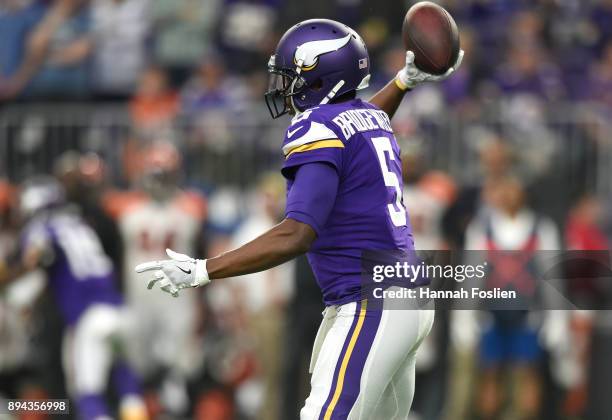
[{"x1": 301, "y1": 296, "x2": 434, "y2": 420}]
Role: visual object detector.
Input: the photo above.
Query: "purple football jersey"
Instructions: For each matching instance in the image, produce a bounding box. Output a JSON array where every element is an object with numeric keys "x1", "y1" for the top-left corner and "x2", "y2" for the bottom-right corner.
[
  {"x1": 282, "y1": 99, "x2": 414, "y2": 305},
  {"x1": 20, "y1": 210, "x2": 122, "y2": 325}
]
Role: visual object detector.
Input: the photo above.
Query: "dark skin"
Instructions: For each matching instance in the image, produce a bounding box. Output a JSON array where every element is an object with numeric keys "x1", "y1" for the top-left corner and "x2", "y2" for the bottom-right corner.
[
  {"x1": 206, "y1": 81, "x2": 409, "y2": 280},
  {"x1": 368, "y1": 79, "x2": 412, "y2": 121},
  {"x1": 208, "y1": 218, "x2": 314, "y2": 279}
]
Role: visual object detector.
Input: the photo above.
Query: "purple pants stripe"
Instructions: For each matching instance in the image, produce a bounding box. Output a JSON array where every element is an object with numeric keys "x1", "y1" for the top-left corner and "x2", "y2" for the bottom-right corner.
[{"x1": 318, "y1": 300, "x2": 383, "y2": 420}]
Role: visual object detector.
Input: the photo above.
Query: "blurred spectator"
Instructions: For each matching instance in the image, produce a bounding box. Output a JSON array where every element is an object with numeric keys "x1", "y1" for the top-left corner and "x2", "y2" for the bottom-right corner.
[
  {"x1": 565, "y1": 195, "x2": 612, "y2": 418},
  {"x1": 459, "y1": 175, "x2": 565, "y2": 420},
  {"x1": 441, "y1": 140, "x2": 517, "y2": 419},
  {"x1": 90, "y1": 0, "x2": 151, "y2": 98},
  {"x1": 0, "y1": 0, "x2": 90, "y2": 100},
  {"x1": 508, "y1": 10, "x2": 543, "y2": 49},
  {"x1": 494, "y1": 44, "x2": 564, "y2": 101},
  {"x1": 441, "y1": 27, "x2": 476, "y2": 110},
  {"x1": 181, "y1": 56, "x2": 249, "y2": 182},
  {"x1": 181, "y1": 56, "x2": 246, "y2": 115},
  {"x1": 0, "y1": 0, "x2": 44, "y2": 82},
  {"x1": 150, "y1": 0, "x2": 221, "y2": 83},
  {"x1": 566, "y1": 194, "x2": 609, "y2": 253},
  {"x1": 129, "y1": 66, "x2": 179, "y2": 138},
  {"x1": 590, "y1": 0, "x2": 612, "y2": 54},
  {"x1": 587, "y1": 41, "x2": 612, "y2": 108},
  {"x1": 443, "y1": 134, "x2": 514, "y2": 250},
  {"x1": 217, "y1": 0, "x2": 280, "y2": 74}
]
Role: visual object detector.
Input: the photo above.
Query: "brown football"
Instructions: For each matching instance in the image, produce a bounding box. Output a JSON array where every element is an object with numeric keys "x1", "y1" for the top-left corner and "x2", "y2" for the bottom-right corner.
[{"x1": 402, "y1": 1, "x2": 460, "y2": 75}]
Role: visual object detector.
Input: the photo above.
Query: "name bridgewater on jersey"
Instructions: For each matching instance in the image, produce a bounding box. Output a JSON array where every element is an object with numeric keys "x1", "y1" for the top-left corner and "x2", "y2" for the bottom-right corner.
[{"x1": 332, "y1": 108, "x2": 393, "y2": 139}]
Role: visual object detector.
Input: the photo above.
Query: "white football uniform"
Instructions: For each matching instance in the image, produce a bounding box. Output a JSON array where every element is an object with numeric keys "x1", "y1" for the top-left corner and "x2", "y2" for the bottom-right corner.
[
  {"x1": 115, "y1": 190, "x2": 207, "y2": 377},
  {"x1": 403, "y1": 186, "x2": 446, "y2": 251},
  {"x1": 302, "y1": 296, "x2": 434, "y2": 420}
]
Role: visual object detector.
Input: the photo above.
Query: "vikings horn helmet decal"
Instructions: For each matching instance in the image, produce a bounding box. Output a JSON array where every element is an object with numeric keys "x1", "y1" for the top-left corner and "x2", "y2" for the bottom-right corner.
[
  {"x1": 265, "y1": 19, "x2": 370, "y2": 118},
  {"x1": 294, "y1": 34, "x2": 352, "y2": 71}
]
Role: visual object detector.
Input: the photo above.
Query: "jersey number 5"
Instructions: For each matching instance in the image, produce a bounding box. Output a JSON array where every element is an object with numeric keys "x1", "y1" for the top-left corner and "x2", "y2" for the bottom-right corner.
[{"x1": 371, "y1": 136, "x2": 407, "y2": 227}]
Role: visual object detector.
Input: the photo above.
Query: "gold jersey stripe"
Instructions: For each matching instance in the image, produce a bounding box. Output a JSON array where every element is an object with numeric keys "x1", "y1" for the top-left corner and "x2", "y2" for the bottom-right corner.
[{"x1": 285, "y1": 139, "x2": 344, "y2": 158}]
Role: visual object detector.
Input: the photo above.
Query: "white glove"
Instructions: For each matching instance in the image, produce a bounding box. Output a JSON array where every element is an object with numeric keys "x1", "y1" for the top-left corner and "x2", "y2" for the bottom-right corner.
[
  {"x1": 395, "y1": 49, "x2": 464, "y2": 90},
  {"x1": 135, "y1": 249, "x2": 209, "y2": 297}
]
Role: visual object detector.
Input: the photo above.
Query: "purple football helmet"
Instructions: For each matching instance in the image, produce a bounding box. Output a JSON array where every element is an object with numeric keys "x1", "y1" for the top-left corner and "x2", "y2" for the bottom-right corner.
[{"x1": 265, "y1": 19, "x2": 370, "y2": 119}]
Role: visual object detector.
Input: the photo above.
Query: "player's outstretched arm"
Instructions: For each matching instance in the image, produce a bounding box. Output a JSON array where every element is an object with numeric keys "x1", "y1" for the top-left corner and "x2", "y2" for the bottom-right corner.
[
  {"x1": 369, "y1": 50, "x2": 464, "y2": 119},
  {"x1": 135, "y1": 219, "x2": 316, "y2": 297},
  {"x1": 368, "y1": 78, "x2": 411, "y2": 121},
  {"x1": 207, "y1": 219, "x2": 315, "y2": 278},
  {"x1": 136, "y1": 162, "x2": 337, "y2": 297}
]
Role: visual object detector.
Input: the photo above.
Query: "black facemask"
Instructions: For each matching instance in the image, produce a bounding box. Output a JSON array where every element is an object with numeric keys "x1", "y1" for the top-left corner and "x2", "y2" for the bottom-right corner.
[{"x1": 264, "y1": 65, "x2": 306, "y2": 119}]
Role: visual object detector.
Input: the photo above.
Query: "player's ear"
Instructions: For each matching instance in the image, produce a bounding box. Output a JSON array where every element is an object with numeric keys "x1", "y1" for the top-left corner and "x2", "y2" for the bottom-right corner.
[{"x1": 311, "y1": 79, "x2": 324, "y2": 91}]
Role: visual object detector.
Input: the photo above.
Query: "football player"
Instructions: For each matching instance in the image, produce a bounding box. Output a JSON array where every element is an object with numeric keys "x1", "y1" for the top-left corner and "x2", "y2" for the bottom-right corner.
[
  {"x1": 112, "y1": 141, "x2": 207, "y2": 415},
  {"x1": 0, "y1": 177, "x2": 147, "y2": 420},
  {"x1": 136, "y1": 19, "x2": 462, "y2": 419}
]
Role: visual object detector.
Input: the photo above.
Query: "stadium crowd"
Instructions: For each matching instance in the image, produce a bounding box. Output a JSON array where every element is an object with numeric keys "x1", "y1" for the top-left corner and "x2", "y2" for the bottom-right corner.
[{"x1": 1, "y1": 0, "x2": 612, "y2": 419}]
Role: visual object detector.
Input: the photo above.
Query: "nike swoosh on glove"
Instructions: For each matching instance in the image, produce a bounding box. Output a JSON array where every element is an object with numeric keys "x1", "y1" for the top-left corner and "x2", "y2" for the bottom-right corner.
[{"x1": 135, "y1": 249, "x2": 209, "y2": 297}]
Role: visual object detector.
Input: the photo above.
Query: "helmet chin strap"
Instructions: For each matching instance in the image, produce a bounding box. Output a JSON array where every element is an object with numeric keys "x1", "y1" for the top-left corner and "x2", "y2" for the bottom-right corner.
[
  {"x1": 290, "y1": 60, "x2": 346, "y2": 112},
  {"x1": 290, "y1": 62, "x2": 304, "y2": 116},
  {"x1": 320, "y1": 80, "x2": 345, "y2": 105},
  {"x1": 290, "y1": 94, "x2": 301, "y2": 117}
]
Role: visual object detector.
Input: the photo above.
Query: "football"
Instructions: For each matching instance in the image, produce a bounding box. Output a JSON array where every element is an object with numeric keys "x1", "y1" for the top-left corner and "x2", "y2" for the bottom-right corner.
[{"x1": 402, "y1": 1, "x2": 460, "y2": 75}]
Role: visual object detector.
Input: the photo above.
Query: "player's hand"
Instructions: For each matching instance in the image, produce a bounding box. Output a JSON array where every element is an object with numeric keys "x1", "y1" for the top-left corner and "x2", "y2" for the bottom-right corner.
[
  {"x1": 396, "y1": 49, "x2": 464, "y2": 90},
  {"x1": 134, "y1": 249, "x2": 210, "y2": 297}
]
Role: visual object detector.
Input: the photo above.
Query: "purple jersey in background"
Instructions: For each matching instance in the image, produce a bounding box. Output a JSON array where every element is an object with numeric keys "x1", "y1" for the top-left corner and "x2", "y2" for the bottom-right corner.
[
  {"x1": 20, "y1": 210, "x2": 122, "y2": 325},
  {"x1": 282, "y1": 99, "x2": 414, "y2": 305}
]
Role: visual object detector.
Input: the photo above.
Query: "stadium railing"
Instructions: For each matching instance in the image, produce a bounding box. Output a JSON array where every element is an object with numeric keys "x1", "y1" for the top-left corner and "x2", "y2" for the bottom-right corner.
[{"x1": 0, "y1": 102, "x2": 610, "y2": 199}]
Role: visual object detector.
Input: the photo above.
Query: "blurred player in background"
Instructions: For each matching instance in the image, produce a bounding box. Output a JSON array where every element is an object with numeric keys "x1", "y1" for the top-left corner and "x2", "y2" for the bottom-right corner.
[
  {"x1": 0, "y1": 175, "x2": 68, "y2": 408},
  {"x1": 0, "y1": 179, "x2": 35, "y2": 400},
  {"x1": 401, "y1": 144, "x2": 457, "y2": 420},
  {"x1": 228, "y1": 172, "x2": 294, "y2": 420},
  {"x1": 54, "y1": 151, "x2": 124, "y2": 273},
  {"x1": 136, "y1": 18, "x2": 462, "y2": 419},
  {"x1": 0, "y1": 176, "x2": 147, "y2": 420},
  {"x1": 113, "y1": 141, "x2": 207, "y2": 416},
  {"x1": 402, "y1": 144, "x2": 457, "y2": 251},
  {"x1": 565, "y1": 194, "x2": 612, "y2": 418},
  {"x1": 462, "y1": 175, "x2": 571, "y2": 420}
]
